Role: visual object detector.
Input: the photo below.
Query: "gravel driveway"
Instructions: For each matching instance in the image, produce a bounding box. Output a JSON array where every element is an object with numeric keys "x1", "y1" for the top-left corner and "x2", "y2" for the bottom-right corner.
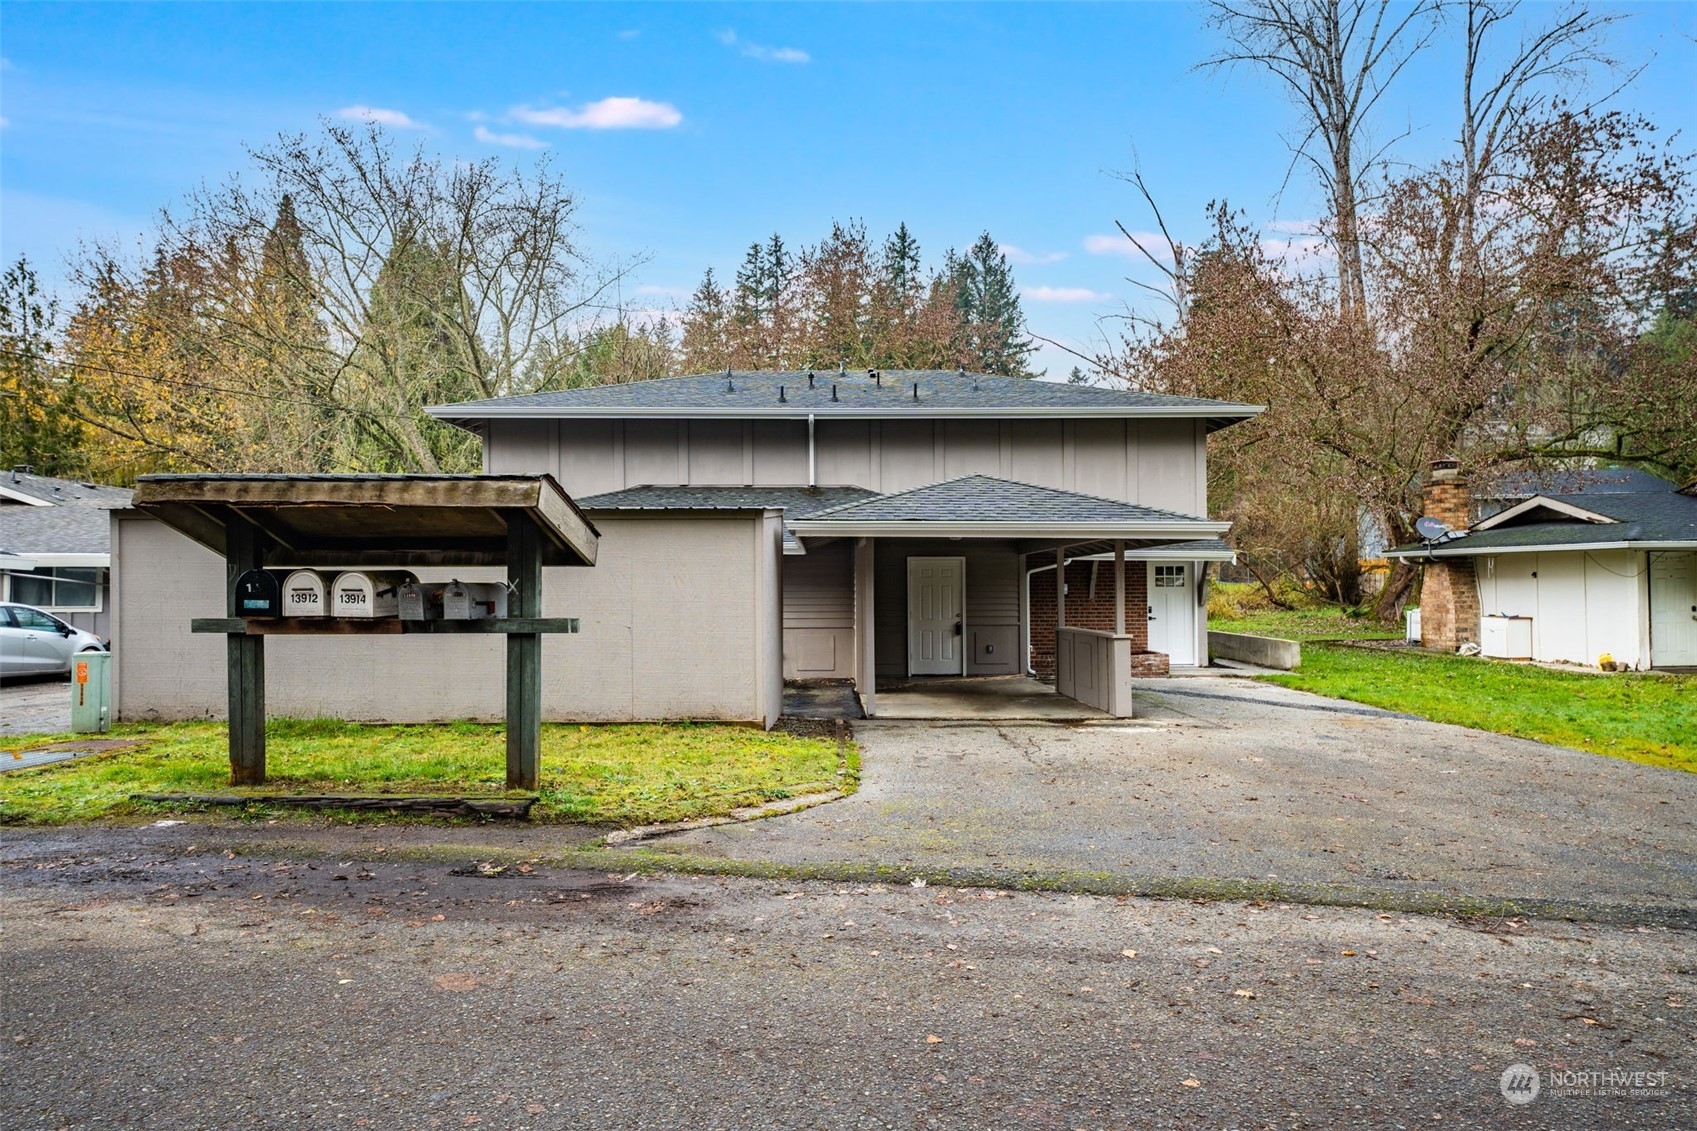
[
  {"x1": 664, "y1": 676, "x2": 1697, "y2": 924},
  {"x1": 0, "y1": 677, "x2": 70, "y2": 739}
]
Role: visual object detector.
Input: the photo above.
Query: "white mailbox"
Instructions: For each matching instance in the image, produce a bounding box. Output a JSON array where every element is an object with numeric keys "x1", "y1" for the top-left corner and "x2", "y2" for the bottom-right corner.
[
  {"x1": 397, "y1": 580, "x2": 442, "y2": 621},
  {"x1": 331, "y1": 570, "x2": 416, "y2": 619},
  {"x1": 442, "y1": 579, "x2": 509, "y2": 620},
  {"x1": 281, "y1": 570, "x2": 334, "y2": 618}
]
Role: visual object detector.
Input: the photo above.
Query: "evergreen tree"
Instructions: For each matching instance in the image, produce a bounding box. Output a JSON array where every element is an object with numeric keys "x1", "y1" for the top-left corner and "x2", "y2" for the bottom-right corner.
[
  {"x1": 680, "y1": 267, "x2": 731, "y2": 372},
  {"x1": 949, "y1": 232, "x2": 1036, "y2": 376}
]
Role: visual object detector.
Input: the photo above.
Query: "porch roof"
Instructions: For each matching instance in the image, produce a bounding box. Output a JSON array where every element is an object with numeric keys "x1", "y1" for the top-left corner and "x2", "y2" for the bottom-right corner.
[{"x1": 788, "y1": 475, "x2": 1230, "y2": 543}]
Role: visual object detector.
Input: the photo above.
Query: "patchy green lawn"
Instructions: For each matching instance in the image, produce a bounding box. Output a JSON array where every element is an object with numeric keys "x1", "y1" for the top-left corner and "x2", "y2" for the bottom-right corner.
[
  {"x1": 1208, "y1": 580, "x2": 1403, "y2": 642},
  {"x1": 0, "y1": 719, "x2": 855, "y2": 826},
  {"x1": 1211, "y1": 607, "x2": 1404, "y2": 642},
  {"x1": 1265, "y1": 644, "x2": 1697, "y2": 773}
]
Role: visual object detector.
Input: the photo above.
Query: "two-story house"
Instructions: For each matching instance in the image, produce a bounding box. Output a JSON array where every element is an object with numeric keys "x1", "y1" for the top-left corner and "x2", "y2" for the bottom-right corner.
[{"x1": 108, "y1": 369, "x2": 1258, "y2": 724}]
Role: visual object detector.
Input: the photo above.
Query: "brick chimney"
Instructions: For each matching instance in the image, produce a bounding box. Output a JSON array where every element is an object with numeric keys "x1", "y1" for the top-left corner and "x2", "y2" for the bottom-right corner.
[{"x1": 1418, "y1": 456, "x2": 1479, "y2": 652}]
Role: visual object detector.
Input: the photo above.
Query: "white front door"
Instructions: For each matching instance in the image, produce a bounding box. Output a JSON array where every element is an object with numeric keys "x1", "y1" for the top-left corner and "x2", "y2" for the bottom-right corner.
[
  {"x1": 1650, "y1": 552, "x2": 1697, "y2": 667},
  {"x1": 907, "y1": 557, "x2": 965, "y2": 676},
  {"x1": 1147, "y1": 562, "x2": 1197, "y2": 666}
]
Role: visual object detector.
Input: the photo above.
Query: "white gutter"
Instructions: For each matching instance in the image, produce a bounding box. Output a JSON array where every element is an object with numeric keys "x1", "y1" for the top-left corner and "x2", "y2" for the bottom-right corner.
[
  {"x1": 1386, "y1": 540, "x2": 1697, "y2": 559},
  {"x1": 788, "y1": 519, "x2": 1231, "y2": 538},
  {"x1": 426, "y1": 404, "x2": 1265, "y2": 423},
  {"x1": 4, "y1": 553, "x2": 110, "y2": 567}
]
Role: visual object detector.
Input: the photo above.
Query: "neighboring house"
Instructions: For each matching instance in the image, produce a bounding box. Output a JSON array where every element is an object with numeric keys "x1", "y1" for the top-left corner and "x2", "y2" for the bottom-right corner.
[
  {"x1": 109, "y1": 369, "x2": 1259, "y2": 724},
  {"x1": 1392, "y1": 459, "x2": 1697, "y2": 670},
  {"x1": 0, "y1": 469, "x2": 133, "y2": 642}
]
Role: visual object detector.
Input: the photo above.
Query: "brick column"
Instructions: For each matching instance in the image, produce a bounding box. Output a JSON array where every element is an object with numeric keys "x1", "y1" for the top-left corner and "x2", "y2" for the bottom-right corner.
[{"x1": 1418, "y1": 457, "x2": 1480, "y2": 652}]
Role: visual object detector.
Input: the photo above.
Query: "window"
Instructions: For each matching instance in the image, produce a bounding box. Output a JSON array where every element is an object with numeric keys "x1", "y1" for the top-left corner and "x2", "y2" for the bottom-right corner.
[
  {"x1": 1154, "y1": 565, "x2": 1186, "y2": 588},
  {"x1": 5, "y1": 568, "x2": 102, "y2": 611}
]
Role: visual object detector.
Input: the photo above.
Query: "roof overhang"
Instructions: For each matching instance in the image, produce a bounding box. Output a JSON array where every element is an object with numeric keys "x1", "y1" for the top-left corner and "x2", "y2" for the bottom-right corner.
[
  {"x1": 1472, "y1": 495, "x2": 1618, "y2": 531},
  {"x1": 1387, "y1": 540, "x2": 1697, "y2": 559},
  {"x1": 788, "y1": 519, "x2": 1230, "y2": 541},
  {"x1": 428, "y1": 405, "x2": 1264, "y2": 433},
  {"x1": 130, "y1": 474, "x2": 598, "y2": 568},
  {"x1": 1, "y1": 552, "x2": 108, "y2": 568}
]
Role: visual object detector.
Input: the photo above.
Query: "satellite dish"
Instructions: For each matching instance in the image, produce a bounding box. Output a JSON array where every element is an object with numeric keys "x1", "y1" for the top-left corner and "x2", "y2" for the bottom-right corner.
[{"x1": 1415, "y1": 516, "x2": 1451, "y2": 540}]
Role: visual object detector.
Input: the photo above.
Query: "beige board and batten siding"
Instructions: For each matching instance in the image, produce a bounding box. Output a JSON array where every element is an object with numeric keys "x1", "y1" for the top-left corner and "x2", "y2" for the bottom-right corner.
[
  {"x1": 782, "y1": 541, "x2": 855, "y2": 679},
  {"x1": 1474, "y1": 549, "x2": 1649, "y2": 668},
  {"x1": 484, "y1": 417, "x2": 1208, "y2": 515},
  {"x1": 109, "y1": 510, "x2": 782, "y2": 726},
  {"x1": 872, "y1": 539, "x2": 1021, "y2": 677}
]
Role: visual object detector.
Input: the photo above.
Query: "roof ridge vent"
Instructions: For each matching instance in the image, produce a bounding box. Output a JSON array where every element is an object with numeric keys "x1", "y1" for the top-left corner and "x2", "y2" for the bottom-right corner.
[{"x1": 807, "y1": 370, "x2": 815, "y2": 389}]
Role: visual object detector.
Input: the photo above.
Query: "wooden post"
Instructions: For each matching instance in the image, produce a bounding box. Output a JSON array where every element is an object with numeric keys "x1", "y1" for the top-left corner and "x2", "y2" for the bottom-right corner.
[
  {"x1": 1056, "y1": 544, "x2": 1067, "y2": 629},
  {"x1": 505, "y1": 511, "x2": 543, "y2": 790},
  {"x1": 854, "y1": 537, "x2": 876, "y2": 718},
  {"x1": 225, "y1": 519, "x2": 266, "y2": 785},
  {"x1": 1114, "y1": 540, "x2": 1126, "y2": 635}
]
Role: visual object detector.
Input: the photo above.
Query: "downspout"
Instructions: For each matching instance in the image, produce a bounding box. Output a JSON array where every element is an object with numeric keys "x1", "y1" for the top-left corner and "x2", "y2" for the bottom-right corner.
[
  {"x1": 1023, "y1": 558, "x2": 1059, "y2": 676},
  {"x1": 808, "y1": 414, "x2": 816, "y2": 488}
]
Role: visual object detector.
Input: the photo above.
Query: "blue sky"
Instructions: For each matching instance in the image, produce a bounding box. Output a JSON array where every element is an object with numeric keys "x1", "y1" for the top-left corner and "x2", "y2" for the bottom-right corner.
[{"x1": 3, "y1": 1, "x2": 1694, "y2": 377}]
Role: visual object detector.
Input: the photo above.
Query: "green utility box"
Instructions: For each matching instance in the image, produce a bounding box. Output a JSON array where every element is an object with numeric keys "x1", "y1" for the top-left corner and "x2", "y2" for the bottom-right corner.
[{"x1": 70, "y1": 651, "x2": 112, "y2": 733}]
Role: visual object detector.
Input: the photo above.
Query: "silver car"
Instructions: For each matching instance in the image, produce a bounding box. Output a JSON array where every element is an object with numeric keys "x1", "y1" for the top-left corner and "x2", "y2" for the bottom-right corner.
[{"x1": 0, "y1": 602, "x2": 107, "y2": 679}]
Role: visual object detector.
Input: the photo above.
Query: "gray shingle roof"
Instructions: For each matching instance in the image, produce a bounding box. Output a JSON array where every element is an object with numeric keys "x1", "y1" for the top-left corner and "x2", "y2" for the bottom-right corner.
[
  {"x1": 428, "y1": 370, "x2": 1262, "y2": 432},
  {"x1": 576, "y1": 485, "x2": 879, "y2": 516},
  {"x1": 1394, "y1": 483, "x2": 1697, "y2": 555},
  {"x1": 0, "y1": 471, "x2": 132, "y2": 509},
  {"x1": 0, "y1": 505, "x2": 114, "y2": 556},
  {"x1": 800, "y1": 475, "x2": 1208, "y2": 525}
]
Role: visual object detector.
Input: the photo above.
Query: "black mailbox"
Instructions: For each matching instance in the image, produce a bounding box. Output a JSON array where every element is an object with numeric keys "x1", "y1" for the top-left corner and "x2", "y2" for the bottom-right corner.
[{"x1": 234, "y1": 569, "x2": 283, "y2": 617}]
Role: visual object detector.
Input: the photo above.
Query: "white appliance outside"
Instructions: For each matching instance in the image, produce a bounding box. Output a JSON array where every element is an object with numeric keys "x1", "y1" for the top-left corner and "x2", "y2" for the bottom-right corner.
[{"x1": 1481, "y1": 615, "x2": 1533, "y2": 660}]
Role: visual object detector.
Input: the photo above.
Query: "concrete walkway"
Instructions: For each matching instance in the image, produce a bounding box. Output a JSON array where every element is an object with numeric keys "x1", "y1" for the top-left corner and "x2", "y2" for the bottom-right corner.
[
  {"x1": 660, "y1": 675, "x2": 1697, "y2": 923},
  {"x1": 872, "y1": 674, "x2": 1106, "y2": 720}
]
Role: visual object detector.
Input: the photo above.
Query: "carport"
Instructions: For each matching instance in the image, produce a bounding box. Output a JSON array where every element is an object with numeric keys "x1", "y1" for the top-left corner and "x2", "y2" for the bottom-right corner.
[{"x1": 786, "y1": 476, "x2": 1230, "y2": 718}]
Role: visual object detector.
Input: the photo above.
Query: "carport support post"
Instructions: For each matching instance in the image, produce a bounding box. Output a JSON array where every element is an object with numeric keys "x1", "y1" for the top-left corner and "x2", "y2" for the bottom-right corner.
[
  {"x1": 506, "y1": 512, "x2": 543, "y2": 791},
  {"x1": 1056, "y1": 544, "x2": 1068, "y2": 629},
  {"x1": 1114, "y1": 540, "x2": 1126, "y2": 635},
  {"x1": 225, "y1": 520, "x2": 266, "y2": 785}
]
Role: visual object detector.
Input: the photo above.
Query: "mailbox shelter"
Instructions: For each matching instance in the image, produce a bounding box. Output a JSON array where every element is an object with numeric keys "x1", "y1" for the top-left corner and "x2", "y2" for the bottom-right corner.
[{"x1": 129, "y1": 474, "x2": 598, "y2": 790}]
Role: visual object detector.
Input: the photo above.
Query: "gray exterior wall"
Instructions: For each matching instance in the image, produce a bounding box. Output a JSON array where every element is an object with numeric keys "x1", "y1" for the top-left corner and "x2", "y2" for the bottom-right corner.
[
  {"x1": 110, "y1": 510, "x2": 782, "y2": 726},
  {"x1": 781, "y1": 541, "x2": 854, "y2": 679},
  {"x1": 872, "y1": 539, "x2": 1022, "y2": 678},
  {"x1": 485, "y1": 417, "x2": 1209, "y2": 515}
]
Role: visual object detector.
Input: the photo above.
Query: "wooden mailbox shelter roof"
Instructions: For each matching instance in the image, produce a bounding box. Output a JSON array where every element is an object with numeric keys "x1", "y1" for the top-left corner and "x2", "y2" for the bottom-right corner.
[{"x1": 131, "y1": 474, "x2": 598, "y2": 568}]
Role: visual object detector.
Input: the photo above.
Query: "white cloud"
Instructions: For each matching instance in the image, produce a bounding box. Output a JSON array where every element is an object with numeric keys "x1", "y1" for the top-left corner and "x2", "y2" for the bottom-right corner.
[
  {"x1": 1083, "y1": 232, "x2": 1171, "y2": 261},
  {"x1": 475, "y1": 125, "x2": 547, "y2": 150},
  {"x1": 1000, "y1": 244, "x2": 1069, "y2": 266},
  {"x1": 1024, "y1": 285, "x2": 1111, "y2": 304},
  {"x1": 618, "y1": 29, "x2": 642, "y2": 40},
  {"x1": 511, "y1": 97, "x2": 682, "y2": 130},
  {"x1": 337, "y1": 105, "x2": 422, "y2": 129},
  {"x1": 633, "y1": 284, "x2": 687, "y2": 298},
  {"x1": 716, "y1": 29, "x2": 810, "y2": 64}
]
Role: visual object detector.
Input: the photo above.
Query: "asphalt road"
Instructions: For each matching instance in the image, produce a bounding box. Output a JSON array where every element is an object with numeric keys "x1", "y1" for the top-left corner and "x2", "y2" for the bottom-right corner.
[{"x1": 1, "y1": 825, "x2": 1692, "y2": 1130}]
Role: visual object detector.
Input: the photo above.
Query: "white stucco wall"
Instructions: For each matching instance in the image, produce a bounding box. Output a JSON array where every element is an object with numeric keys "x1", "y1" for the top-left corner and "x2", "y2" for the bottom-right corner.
[
  {"x1": 110, "y1": 510, "x2": 778, "y2": 725},
  {"x1": 1474, "y1": 549, "x2": 1648, "y2": 668}
]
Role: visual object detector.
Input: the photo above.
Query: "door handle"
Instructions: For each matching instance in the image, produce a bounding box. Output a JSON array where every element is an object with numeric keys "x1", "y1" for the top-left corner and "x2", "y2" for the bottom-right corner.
[{"x1": 953, "y1": 620, "x2": 963, "y2": 636}]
